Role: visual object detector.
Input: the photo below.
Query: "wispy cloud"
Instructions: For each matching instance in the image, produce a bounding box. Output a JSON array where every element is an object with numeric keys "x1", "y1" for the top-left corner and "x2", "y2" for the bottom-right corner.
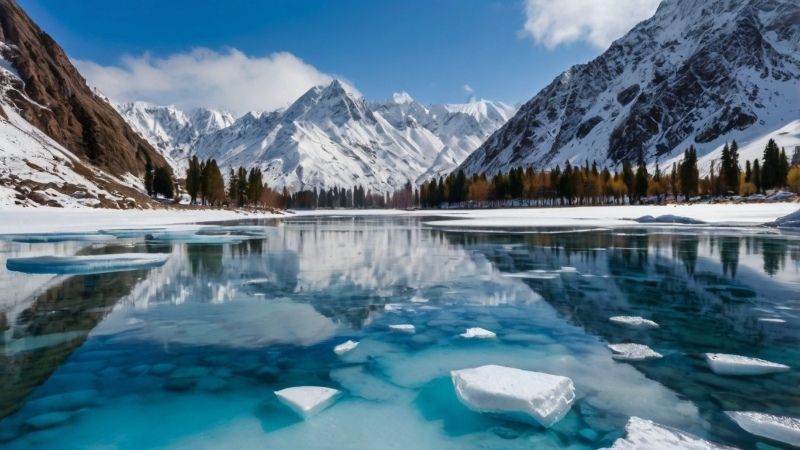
[
  {"x1": 463, "y1": 84, "x2": 474, "y2": 94},
  {"x1": 522, "y1": 0, "x2": 661, "y2": 49},
  {"x1": 75, "y1": 48, "x2": 335, "y2": 115}
]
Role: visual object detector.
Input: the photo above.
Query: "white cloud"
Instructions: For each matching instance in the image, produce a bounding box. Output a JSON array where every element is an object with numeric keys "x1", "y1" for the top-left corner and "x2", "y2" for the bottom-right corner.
[
  {"x1": 522, "y1": 0, "x2": 661, "y2": 49},
  {"x1": 463, "y1": 84, "x2": 474, "y2": 94},
  {"x1": 75, "y1": 48, "x2": 337, "y2": 115}
]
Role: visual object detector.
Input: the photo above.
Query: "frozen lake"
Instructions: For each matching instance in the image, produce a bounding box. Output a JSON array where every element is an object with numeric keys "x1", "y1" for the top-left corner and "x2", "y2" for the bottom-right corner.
[{"x1": 0, "y1": 215, "x2": 798, "y2": 449}]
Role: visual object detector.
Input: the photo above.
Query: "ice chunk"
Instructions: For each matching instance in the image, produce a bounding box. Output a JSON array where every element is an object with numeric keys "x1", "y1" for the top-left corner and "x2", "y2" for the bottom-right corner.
[
  {"x1": 6, "y1": 253, "x2": 169, "y2": 275},
  {"x1": 410, "y1": 295, "x2": 429, "y2": 303},
  {"x1": 559, "y1": 266, "x2": 578, "y2": 273},
  {"x1": 758, "y1": 318, "x2": 786, "y2": 324},
  {"x1": 606, "y1": 416, "x2": 730, "y2": 449},
  {"x1": 274, "y1": 386, "x2": 341, "y2": 418},
  {"x1": 635, "y1": 215, "x2": 706, "y2": 225},
  {"x1": 704, "y1": 353, "x2": 789, "y2": 376},
  {"x1": 149, "y1": 234, "x2": 248, "y2": 245},
  {"x1": 384, "y1": 303, "x2": 404, "y2": 312},
  {"x1": 460, "y1": 327, "x2": 497, "y2": 339},
  {"x1": 450, "y1": 364, "x2": 575, "y2": 428},
  {"x1": 333, "y1": 340, "x2": 359, "y2": 355},
  {"x1": 608, "y1": 344, "x2": 663, "y2": 361},
  {"x1": 725, "y1": 411, "x2": 800, "y2": 446},
  {"x1": 609, "y1": 316, "x2": 659, "y2": 328},
  {"x1": 389, "y1": 324, "x2": 415, "y2": 333}
]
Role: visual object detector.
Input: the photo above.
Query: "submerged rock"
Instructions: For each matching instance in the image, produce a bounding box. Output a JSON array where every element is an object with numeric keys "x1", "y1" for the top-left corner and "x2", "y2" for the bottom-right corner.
[
  {"x1": 24, "y1": 411, "x2": 78, "y2": 430},
  {"x1": 726, "y1": 411, "x2": 800, "y2": 447},
  {"x1": 459, "y1": 327, "x2": 497, "y2": 339},
  {"x1": 704, "y1": 353, "x2": 789, "y2": 376},
  {"x1": 274, "y1": 386, "x2": 341, "y2": 418},
  {"x1": 450, "y1": 364, "x2": 575, "y2": 428},
  {"x1": 608, "y1": 344, "x2": 663, "y2": 361},
  {"x1": 333, "y1": 340, "x2": 359, "y2": 355},
  {"x1": 609, "y1": 316, "x2": 659, "y2": 328},
  {"x1": 605, "y1": 416, "x2": 732, "y2": 449}
]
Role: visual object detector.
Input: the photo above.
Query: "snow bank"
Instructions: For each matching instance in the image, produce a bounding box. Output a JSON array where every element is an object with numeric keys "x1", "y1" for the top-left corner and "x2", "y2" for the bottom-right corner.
[
  {"x1": 704, "y1": 353, "x2": 790, "y2": 376},
  {"x1": 274, "y1": 386, "x2": 341, "y2": 418},
  {"x1": 459, "y1": 327, "x2": 497, "y2": 339},
  {"x1": 389, "y1": 324, "x2": 416, "y2": 333},
  {"x1": 608, "y1": 344, "x2": 663, "y2": 361},
  {"x1": 333, "y1": 340, "x2": 359, "y2": 355},
  {"x1": 421, "y1": 204, "x2": 798, "y2": 229},
  {"x1": 6, "y1": 253, "x2": 169, "y2": 275},
  {"x1": 725, "y1": 411, "x2": 800, "y2": 446},
  {"x1": 609, "y1": 316, "x2": 659, "y2": 328},
  {"x1": 605, "y1": 416, "x2": 730, "y2": 449},
  {"x1": 450, "y1": 365, "x2": 575, "y2": 428},
  {"x1": 0, "y1": 208, "x2": 279, "y2": 234}
]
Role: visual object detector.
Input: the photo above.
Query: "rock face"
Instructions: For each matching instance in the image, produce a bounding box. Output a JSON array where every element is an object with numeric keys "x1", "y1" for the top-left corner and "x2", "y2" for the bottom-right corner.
[
  {"x1": 0, "y1": 0, "x2": 165, "y2": 173},
  {"x1": 459, "y1": 0, "x2": 800, "y2": 176},
  {"x1": 0, "y1": 0, "x2": 167, "y2": 207}
]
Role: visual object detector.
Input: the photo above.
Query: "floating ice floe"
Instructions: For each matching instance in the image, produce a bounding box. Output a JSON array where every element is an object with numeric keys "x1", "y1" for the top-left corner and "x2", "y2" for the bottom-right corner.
[
  {"x1": 725, "y1": 411, "x2": 800, "y2": 447},
  {"x1": 199, "y1": 225, "x2": 276, "y2": 237},
  {"x1": 389, "y1": 324, "x2": 415, "y2": 333},
  {"x1": 704, "y1": 353, "x2": 790, "y2": 376},
  {"x1": 409, "y1": 295, "x2": 429, "y2": 303},
  {"x1": 608, "y1": 344, "x2": 663, "y2": 361},
  {"x1": 1, "y1": 232, "x2": 110, "y2": 243},
  {"x1": 334, "y1": 340, "x2": 359, "y2": 355},
  {"x1": 450, "y1": 364, "x2": 575, "y2": 428},
  {"x1": 149, "y1": 234, "x2": 249, "y2": 245},
  {"x1": 503, "y1": 271, "x2": 560, "y2": 280},
  {"x1": 635, "y1": 214, "x2": 706, "y2": 225},
  {"x1": 98, "y1": 228, "x2": 167, "y2": 238},
  {"x1": 384, "y1": 303, "x2": 404, "y2": 312},
  {"x1": 6, "y1": 253, "x2": 170, "y2": 275},
  {"x1": 559, "y1": 266, "x2": 578, "y2": 273},
  {"x1": 459, "y1": 327, "x2": 497, "y2": 339},
  {"x1": 609, "y1": 316, "x2": 659, "y2": 328},
  {"x1": 274, "y1": 386, "x2": 341, "y2": 418},
  {"x1": 605, "y1": 416, "x2": 730, "y2": 449}
]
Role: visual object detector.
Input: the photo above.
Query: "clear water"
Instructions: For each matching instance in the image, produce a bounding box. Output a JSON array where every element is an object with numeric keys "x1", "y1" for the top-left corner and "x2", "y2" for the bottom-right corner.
[{"x1": 0, "y1": 216, "x2": 798, "y2": 449}]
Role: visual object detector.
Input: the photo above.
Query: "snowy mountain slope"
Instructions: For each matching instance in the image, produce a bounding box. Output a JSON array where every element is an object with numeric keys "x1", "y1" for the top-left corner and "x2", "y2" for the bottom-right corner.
[
  {"x1": 459, "y1": 0, "x2": 800, "y2": 176},
  {"x1": 121, "y1": 82, "x2": 515, "y2": 192},
  {"x1": 116, "y1": 102, "x2": 234, "y2": 172}
]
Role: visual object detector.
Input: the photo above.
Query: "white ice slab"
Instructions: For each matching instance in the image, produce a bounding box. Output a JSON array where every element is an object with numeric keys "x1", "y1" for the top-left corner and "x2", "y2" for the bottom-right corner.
[
  {"x1": 450, "y1": 364, "x2": 575, "y2": 428},
  {"x1": 410, "y1": 295, "x2": 429, "y2": 303},
  {"x1": 333, "y1": 340, "x2": 359, "y2": 355},
  {"x1": 389, "y1": 324, "x2": 415, "y2": 333},
  {"x1": 704, "y1": 353, "x2": 789, "y2": 376},
  {"x1": 460, "y1": 327, "x2": 497, "y2": 339},
  {"x1": 726, "y1": 411, "x2": 800, "y2": 447},
  {"x1": 6, "y1": 253, "x2": 170, "y2": 275},
  {"x1": 606, "y1": 416, "x2": 730, "y2": 449},
  {"x1": 609, "y1": 316, "x2": 659, "y2": 328},
  {"x1": 608, "y1": 344, "x2": 663, "y2": 361},
  {"x1": 274, "y1": 386, "x2": 341, "y2": 418}
]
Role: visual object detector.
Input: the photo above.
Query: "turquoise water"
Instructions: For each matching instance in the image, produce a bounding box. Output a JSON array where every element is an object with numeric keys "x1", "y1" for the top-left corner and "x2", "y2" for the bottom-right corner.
[{"x1": 0, "y1": 216, "x2": 798, "y2": 449}]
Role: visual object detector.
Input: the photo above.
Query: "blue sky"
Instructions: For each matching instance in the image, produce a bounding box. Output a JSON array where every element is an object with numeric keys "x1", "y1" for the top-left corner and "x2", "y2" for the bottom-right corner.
[{"x1": 18, "y1": 0, "x2": 660, "y2": 114}]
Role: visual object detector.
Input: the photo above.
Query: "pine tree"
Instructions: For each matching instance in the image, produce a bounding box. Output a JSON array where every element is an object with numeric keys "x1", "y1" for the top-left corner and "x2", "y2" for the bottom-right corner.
[
  {"x1": 185, "y1": 156, "x2": 200, "y2": 204},
  {"x1": 761, "y1": 139, "x2": 782, "y2": 190},
  {"x1": 752, "y1": 159, "x2": 762, "y2": 193},
  {"x1": 634, "y1": 160, "x2": 649, "y2": 202},
  {"x1": 153, "y1": 166, "x2": 174, "y2": 199},
  {"x1": 227, "y1": 168, "x2": 238, "y2": 204},
  {"x1": 725, "y1": 140, "x2": 740, "y2": 193}
]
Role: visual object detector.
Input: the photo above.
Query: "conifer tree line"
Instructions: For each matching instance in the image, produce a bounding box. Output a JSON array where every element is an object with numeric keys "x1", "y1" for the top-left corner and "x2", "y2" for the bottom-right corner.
[
  {"x1": 179, "y1": 140, "x2": 798, "y2": 210},
  {"x1": 417, "y1": 140, "x2": 798, "y2": 208}
]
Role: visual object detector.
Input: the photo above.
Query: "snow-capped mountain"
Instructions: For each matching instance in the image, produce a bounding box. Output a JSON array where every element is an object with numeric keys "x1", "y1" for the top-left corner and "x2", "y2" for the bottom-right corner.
[
  {"x1": 116, "y1": 102, "x2": 235, "y2": 171},
  {"x1": 459, "y1": 0, "x2": 800, "y2": 176},
  {"x1": 120, "y1": 81, "x2": 514, "y2": 192}
]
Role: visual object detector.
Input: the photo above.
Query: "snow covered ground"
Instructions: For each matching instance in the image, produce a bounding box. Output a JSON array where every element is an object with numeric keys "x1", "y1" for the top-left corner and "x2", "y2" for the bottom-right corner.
[{"x1": 0, "y1": 203, "x2": 797, "y2": 234}]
